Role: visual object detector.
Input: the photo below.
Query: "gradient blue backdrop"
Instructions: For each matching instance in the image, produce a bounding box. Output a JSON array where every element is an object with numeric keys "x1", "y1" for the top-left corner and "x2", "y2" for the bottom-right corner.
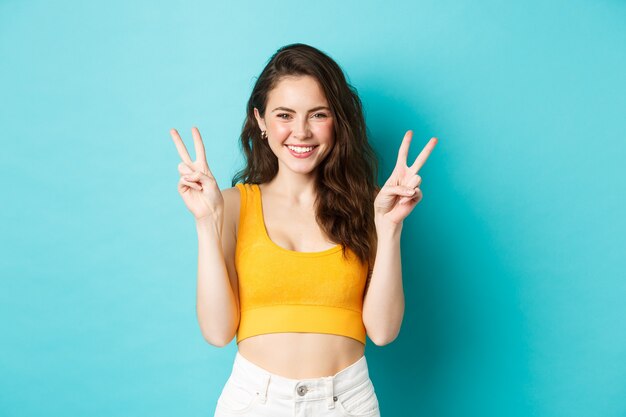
[{"x1": 1, "y1": 0, "x2": 625, "y2": 416}]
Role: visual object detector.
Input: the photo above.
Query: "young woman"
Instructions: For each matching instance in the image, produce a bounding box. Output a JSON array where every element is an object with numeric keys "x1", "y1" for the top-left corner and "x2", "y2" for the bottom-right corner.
[{"x1": 170, "y1": 43, "x2": 437, "y2": 417}]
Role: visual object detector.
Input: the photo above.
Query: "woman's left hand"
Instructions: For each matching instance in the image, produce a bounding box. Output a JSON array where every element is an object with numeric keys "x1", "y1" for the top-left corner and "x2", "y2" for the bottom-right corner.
[{"x1": 374, "y1": 130, "x2": 438, "y2": 226}]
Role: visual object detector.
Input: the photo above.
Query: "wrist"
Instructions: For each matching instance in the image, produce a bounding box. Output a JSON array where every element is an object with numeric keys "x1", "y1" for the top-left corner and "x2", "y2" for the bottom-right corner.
[
  {"x1": 195, "y1": 215, "x2": 223, "y2": 236},
  {"x1": 375, "y1": 214, "x2": 403, "y2": 237}
]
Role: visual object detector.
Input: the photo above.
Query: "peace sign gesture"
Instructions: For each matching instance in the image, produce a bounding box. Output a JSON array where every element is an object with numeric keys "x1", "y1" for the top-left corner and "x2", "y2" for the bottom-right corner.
[
  {"x1": 374, "y1": 130, "x2": 438, "y2": 226},
  {"x1": 170, "y1": 127, "x2": 224, "y2": 222}
]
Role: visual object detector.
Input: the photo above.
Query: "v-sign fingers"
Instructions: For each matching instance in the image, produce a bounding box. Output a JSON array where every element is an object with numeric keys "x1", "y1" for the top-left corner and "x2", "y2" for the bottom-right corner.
[
  {"x1": 396, "y1": 130, "x2": 413, "y2": 168},
  {"x1": 191, "y1": 127, "x2": 216, "y2": 178},
  {"x1": 409, "y1": 137, "x2": 438, "y2": 173},
  {"x1": 170, "y1": 128, "x2": 193, "y2": 166},
  {"x1": 191, "y1": 126, "x2": 207, "y2": 165}
]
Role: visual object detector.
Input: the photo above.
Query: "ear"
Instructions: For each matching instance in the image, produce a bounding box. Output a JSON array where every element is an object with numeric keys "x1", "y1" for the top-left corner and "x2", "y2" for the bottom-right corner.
[{"x1": 253, "y1": 107, "x2": 266, "y2": 132}]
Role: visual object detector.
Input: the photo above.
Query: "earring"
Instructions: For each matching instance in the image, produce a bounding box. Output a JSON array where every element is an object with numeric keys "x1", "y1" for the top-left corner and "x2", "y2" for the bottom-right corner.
[{"x1": 261, "y1": 130, "x2": 267, "y2": 140}]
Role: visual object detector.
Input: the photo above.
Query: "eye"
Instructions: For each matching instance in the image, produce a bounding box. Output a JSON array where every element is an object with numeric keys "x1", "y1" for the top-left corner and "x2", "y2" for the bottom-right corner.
[
  {"x1": 313, "y1": 113, "x2": 328, "y2": 118},
  {"x1": 277, "y1": 113, "x2": 291, "y2": 119}
]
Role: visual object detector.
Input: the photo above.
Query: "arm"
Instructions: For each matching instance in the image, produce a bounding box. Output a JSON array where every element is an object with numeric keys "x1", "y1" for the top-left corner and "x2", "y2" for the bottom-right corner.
[
  {"x1": 362, "y1": 131, "x2": 438, "y2": 346},
  {"x1": 361, "y1": 216, "x2": 405, "y2": 346},
  {"x1": 195, "y1": 187, "x2": 241, "y2": 347},
  {"x1": 170, "y1": 127, "x2": 241, "y2": 348}
]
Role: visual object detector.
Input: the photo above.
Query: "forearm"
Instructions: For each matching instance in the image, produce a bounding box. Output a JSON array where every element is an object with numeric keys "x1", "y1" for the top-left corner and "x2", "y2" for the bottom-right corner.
[
  {"x1": 362, "y1": 217, "x2": 405, "y2": 346},
  {"x1": 195, "y1": 218, "x2": 239, "y2": 347}
]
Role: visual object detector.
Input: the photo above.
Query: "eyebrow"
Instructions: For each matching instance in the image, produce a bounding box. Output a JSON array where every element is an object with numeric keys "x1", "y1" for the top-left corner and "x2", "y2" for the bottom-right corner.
[{"x1": 271, "y1": 106, "x2": 330, "y2": 113}]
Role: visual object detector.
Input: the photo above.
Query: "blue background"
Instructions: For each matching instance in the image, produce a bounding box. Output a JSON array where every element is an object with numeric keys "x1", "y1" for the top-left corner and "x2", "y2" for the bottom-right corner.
[{"x1": 1, "y1": 0, "x2": 625, "y2": 416}]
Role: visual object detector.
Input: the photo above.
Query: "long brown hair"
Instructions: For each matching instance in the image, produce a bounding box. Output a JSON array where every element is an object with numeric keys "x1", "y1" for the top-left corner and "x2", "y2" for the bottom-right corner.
[{"x1": 231, "y1": 43, "x2": 379, "y2": 267}]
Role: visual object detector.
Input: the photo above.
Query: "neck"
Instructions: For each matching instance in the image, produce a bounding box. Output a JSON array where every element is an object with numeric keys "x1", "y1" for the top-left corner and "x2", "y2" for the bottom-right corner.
[{"x1": 265, "y1": 171, "x2": 319, "y2": 205}]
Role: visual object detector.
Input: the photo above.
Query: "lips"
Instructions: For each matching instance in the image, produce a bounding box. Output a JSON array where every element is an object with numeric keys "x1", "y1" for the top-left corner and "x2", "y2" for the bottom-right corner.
[{"x1": 285, "y1": 145, "x2": 318, "y2": 158}]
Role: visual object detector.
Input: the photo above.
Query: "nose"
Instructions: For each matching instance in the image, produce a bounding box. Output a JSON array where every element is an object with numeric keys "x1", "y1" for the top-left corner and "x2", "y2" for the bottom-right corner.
[{"x1": 292, "y1": 117, "x2": 312, "y2": 139}]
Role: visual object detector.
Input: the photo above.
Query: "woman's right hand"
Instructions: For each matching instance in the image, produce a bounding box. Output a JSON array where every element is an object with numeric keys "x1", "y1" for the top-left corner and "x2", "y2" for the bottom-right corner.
[{"x1": 170, "y1": 127, "x2": 224, "y2": 222}]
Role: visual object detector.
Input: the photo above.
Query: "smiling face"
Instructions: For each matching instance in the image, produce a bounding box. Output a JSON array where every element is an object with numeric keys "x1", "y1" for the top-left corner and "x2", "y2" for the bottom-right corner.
[{"x1": 254, "y1": 75, "x2": 335, "y2": 177}]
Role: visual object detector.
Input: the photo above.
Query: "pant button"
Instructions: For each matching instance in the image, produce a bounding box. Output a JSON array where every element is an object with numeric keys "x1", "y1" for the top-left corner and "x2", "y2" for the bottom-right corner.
[{"x1": 297, "y1": 385, "x2": 308, "y2": 396}]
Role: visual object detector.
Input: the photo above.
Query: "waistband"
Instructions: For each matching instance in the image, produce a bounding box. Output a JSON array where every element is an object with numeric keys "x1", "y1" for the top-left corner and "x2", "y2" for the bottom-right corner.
[{"x1": 230, "y1": 351, "x2": 371, "y2": 407}]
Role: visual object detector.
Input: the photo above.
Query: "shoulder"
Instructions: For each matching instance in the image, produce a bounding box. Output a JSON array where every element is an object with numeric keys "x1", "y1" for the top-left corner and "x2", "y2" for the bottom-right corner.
[
  {"x1": 222, "y1": 185, "x2": 242, "y2": 200},
  {"x1": 221, "y1": 184, "x2": 242, "y2": 211},
  {"x1": 221, "y1": 184, "x2": 243, "y2": 234}
]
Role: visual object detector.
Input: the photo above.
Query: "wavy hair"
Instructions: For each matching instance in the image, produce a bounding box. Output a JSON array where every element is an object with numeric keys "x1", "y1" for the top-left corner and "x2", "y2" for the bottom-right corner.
[{"x1": 231, "y1": 43, "x2": 380, "y2": 268}]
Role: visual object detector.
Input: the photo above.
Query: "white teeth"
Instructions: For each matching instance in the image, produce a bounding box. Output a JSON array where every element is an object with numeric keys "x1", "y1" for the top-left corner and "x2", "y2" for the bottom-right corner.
[{"x1": 287, "y1": 145, "x2": 315, "y2": 153}]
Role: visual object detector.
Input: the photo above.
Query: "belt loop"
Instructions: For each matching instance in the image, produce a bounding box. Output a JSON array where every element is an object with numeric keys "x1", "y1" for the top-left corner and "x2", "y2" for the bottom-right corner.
[
  {"x1": 323, "y1": 376, "x2": 335, "y2": 409},
  {"x1": 257, "y1": 374, "x2": 270, "y2": 404}
]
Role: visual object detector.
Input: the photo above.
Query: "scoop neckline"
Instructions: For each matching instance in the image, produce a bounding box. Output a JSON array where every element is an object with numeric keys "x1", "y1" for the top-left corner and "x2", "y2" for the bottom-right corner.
[{"x1": 253, "y1": 183, "x2": 343, "y2": 257}]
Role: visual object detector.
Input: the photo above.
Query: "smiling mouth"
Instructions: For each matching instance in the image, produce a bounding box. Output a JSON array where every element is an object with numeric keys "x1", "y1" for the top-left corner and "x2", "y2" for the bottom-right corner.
[
  {"x1": 285, "y1": 144, "x2": 318, "y2": 152},
  {"x1": 285, "y1": 145, "x2": 319, "y2": 157}
]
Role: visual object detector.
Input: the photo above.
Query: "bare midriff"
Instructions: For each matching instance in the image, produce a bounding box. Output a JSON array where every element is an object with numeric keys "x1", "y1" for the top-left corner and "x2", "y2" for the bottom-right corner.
[{"x1": 237, "y1": 332, "x2": 365, "y2": 379}]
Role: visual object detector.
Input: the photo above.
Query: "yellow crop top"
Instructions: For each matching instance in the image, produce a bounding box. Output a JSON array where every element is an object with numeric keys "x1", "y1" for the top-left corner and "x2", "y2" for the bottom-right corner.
[{"x1": 234, "y1": 183, "x2": 370, "y2": 345}]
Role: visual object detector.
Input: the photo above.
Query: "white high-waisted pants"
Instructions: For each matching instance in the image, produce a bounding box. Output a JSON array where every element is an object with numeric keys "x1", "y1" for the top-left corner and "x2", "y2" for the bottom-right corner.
[{"x1": 213, "y1": 351, "x2": 381, "y2": 417}]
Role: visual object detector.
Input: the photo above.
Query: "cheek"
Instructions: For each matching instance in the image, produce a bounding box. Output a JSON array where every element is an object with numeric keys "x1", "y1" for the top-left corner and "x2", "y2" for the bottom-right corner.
[
  {"x1": 313, "y1": 120, "x2": 334, "y2": 138},
  {"x1": 270, "y1": 123, "x2": 291, "y2": 137}
]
